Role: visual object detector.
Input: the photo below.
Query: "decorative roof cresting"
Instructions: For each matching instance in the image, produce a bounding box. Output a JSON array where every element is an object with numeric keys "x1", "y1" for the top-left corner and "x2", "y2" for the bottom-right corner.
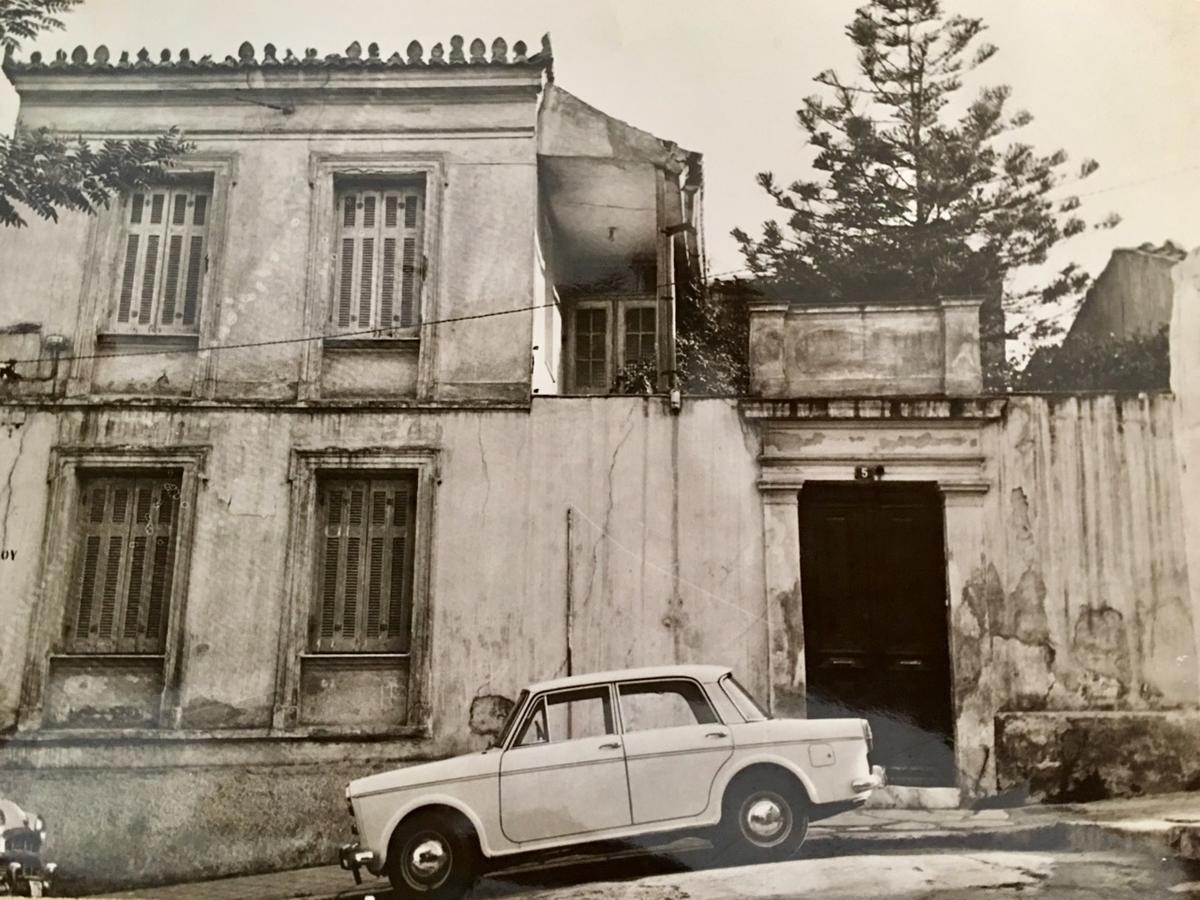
[{"x1": 2, "y1": 34, "x2": 552, "y2": 74}]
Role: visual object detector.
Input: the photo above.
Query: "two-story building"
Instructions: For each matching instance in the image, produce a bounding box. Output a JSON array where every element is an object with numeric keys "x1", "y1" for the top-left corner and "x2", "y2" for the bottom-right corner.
[{"x1": 1, "y1": 35, "x2": 1197, "y2": 893}]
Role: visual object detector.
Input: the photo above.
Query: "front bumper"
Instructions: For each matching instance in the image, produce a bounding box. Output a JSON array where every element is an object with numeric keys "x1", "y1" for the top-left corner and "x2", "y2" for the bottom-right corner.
[
  {"x1": 2, "y1": 855, "x2": 57, "y2": 897},
  {"x1": 852, "y1": 764, "x2": 888, "y2": 793},
  {"x1": 338, "y1": 842, "x2": 377, "y2": 885}
]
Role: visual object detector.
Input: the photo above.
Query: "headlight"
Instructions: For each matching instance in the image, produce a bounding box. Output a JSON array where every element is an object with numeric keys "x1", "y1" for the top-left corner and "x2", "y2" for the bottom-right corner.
[{"x1": 862, "y1": 719, "x2": 874, "y2": 753}]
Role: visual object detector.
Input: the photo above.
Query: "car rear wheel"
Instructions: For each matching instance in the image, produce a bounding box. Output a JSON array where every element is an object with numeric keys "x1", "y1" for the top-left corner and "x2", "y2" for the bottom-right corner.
[
  {"x1": 711, "y1": 778, "x2": 809, "y2": 867},
  {"x1": 387, "y1": 812, "x2": 478, "y2": 899}
]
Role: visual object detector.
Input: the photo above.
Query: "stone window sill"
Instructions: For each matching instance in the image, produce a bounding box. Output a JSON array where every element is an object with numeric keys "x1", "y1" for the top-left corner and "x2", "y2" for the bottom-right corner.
[{"x1": 96, "y1": 332, "x2": 200, "y2": 353}]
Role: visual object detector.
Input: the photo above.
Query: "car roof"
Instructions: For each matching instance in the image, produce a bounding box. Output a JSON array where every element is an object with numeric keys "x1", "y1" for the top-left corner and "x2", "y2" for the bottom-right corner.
[{"x1": 526, "y1": 664, "x2": 733, "y2": 694}]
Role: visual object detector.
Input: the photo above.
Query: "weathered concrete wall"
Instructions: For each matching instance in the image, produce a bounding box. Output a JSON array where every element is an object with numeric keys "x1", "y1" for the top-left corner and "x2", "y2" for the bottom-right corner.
[
  {"x1": 996, "y1": 710, "x2": 1200, "y2": 801},
  {"x1": 0, "y1": 86, "x2": 541, "y2": 403},
  {"x1": 1171, "y1": 247, "x2": 1200, "y2": 706},
  {"x1": 1065, "y1": 243, "x2": 1185, "y2": 342},
  {"x1": 0, "y1": 397, "x2": 765, "y2": 889},
  {"x1": 752, "y1": 394, "x2": 1197, "y2": 802},
  {"x1": 749, "y1": 297, "x2": 983, "y2": 398},
  {"x1": 985, "y1": 396, "x2": 1198, "y2": 714},
  {"x1": 972, "y1": 395, "x2": 1198, "y2": 800}
]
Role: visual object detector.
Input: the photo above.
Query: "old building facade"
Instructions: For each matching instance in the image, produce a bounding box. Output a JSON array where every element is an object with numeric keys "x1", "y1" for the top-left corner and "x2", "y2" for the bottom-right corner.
[{"x1": 0, "y1": 37, "x2": 1197, "y2": 891}]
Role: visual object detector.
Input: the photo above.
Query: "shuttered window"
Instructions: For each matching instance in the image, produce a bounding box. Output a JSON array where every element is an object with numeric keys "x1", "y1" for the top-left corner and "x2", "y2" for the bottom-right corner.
[
  {"x1": 313, "y1": 475, "x2": 417, "y2": 653},
  {"x1": 331, "y1": 182, "x2": 425, "y2": 336},
  {"x1": 113, "y1": 184, "x2": 211, "y2": 334},
  {"x1": 64, "y1": 474, "x2": 181, "y2": 654}
]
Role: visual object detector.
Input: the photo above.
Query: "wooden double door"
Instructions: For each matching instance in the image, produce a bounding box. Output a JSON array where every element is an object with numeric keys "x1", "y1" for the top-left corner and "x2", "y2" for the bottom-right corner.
[{"x1": 799, "y1": 482, "x2": 956, "y2": 786}]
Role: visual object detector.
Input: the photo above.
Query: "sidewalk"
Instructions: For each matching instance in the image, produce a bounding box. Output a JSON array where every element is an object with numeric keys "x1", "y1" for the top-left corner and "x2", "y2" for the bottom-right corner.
[{"x1": 95, "y1": 792, "x2": 1200, "y2": 900}]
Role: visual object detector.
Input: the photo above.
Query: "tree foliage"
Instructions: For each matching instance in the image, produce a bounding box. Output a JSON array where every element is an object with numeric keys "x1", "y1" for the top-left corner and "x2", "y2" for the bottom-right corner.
[
  {"x1": 0, "y1": 0, "x2": 191, "y2": 227},
  {"x1": 732, "y1": 0, "x2": 1118, "y2": 325},
  {"x1": 1012, "y1": 326, "x2": 1170, "y2": 393}
]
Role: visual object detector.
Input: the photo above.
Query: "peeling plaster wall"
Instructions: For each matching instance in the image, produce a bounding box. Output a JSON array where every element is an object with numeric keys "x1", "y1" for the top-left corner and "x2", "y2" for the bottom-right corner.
[
  {"x1": 1171, "y1": 248, "x2": 1200, "y2": 705},
  {"x1": 0, "y1": 91, "x2": 541, "y2": 402},
  {"x1": 986, "y1": 395, "x2": 1198, "y2": 713},
  {"x1": 0, "y1": 398, "x2": 764, "y2": 889},
  {"x1": 980, "y1": 394, "x2": 1199, "y2": 800}
]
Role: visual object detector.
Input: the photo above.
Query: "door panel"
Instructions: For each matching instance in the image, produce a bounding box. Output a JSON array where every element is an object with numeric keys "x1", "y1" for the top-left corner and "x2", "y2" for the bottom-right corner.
[
  {"x1": 500, "y1": 738, "x2": 631, "y2": 842},
  {"x1": 799, "y1": 482, "x2": 955, "y2": 786},
  {"x1": 622, "y1": 724, "x2": 733, "y2": 824}
]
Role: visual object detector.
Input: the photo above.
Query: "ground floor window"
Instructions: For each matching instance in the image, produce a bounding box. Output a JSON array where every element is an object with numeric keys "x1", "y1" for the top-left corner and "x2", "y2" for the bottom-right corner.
[
  {"x1": 65, "y1": 473, "x2": 182, "y2": 655},
  {"x1": 313, "y1": 474, "x2": 417, "y2": 653}
]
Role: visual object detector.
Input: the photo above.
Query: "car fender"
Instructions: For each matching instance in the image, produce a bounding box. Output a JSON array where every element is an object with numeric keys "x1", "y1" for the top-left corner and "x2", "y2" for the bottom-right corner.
[
  {"x1": 713, "y1": 750, "x2": 822, "y2": 807},
  {"x1": 376, "y1": 791, "x2": 498, "y2": 868}
]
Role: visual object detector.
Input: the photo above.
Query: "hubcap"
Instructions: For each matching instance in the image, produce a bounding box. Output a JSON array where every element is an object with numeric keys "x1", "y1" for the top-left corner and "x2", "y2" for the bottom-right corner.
[
  {"x1": 740, "y1": 791, "x2": 793, "y2": 847},
  {"x1": 402, "y1": 831, "x2": 452, "y2": 888}
]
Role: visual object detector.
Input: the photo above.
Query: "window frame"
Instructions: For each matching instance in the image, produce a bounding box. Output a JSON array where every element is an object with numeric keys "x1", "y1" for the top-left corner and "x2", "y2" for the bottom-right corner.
[
  {"x1": 276, "y1": 447, "x2": 438, "y2": 737},
  {"x1": 565, "y1": 296, "x2": 661, "y2": 394},
  {"x1": 310, "y1": 472, "x2": 419, "y2": 654},
  {"x1": 505, "y1": 683, "x2": 619, "y2": 751},
  {"x1": 108, "y1": 178, "x2": 215, "y2": 338},
  {"x1": 329, "y1": 178, "x2": 428, "y2": 339},
  {"x1": 18, "y1": 446, "x2": 208, "y2": 734},
  {"x1": 70, "y1": 154, "x2": 235, "y2": 399},
  {"x1": 615, "y1": 677, "x2": 720, "y2": 733},
  {"x1": 299, "y1": 154, "x2": 446, "y2": 401}
]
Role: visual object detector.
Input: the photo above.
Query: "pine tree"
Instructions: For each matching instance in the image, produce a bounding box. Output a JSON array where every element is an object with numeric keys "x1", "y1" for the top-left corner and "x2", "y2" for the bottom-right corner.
[
  {"x1": 1, "y1": 0, "x2": 191, "y2": 227},
  {"x1": 731, "y1": 0, "x2": 1117, "y2": 341}
]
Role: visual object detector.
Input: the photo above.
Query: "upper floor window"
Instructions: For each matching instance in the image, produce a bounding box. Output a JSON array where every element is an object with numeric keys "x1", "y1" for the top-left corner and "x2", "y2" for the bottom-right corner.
[
  {"x1": 566, "y1": 298, "x2": 659, "y2": 393},
  {"x1": 112, "y1": 180, "x2": 212, "y2": 334},
  {"x1": 64, "y1": 472, "x2": 182, "y2": 654},
  {"x1": 330, "y1": 179, "x2": 426, "y2": 337}
]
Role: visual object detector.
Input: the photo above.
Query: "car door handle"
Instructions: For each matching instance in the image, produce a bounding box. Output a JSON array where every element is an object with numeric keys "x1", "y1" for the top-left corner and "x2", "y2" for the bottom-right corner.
[
  {"x1": 705, "y1": 731, "x2": 728, "y2": 739},
  {"x1": 599, "y1": 741, "x2": 621, "y2": 750}
]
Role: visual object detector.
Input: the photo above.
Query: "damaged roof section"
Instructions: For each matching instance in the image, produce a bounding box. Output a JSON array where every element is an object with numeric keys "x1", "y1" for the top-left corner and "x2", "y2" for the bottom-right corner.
[
  {"x1": 537, "y1": 84, "x2": 695, "y2": 174},
  {"x1": 537, "y1": 84, "x2": 703, "y2": 294}
]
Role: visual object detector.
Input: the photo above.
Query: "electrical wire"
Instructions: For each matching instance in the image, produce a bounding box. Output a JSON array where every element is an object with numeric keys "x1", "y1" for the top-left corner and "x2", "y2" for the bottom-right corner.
[{"x1": 2, "y1": 266, "x2": 758, "y2": 370}]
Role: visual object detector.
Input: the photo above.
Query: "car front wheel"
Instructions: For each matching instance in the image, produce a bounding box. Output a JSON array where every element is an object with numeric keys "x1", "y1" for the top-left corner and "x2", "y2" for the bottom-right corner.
[
  {"x1": 387, "y1": 812, "x2": 478, "y2": 899},
  {"x1": 712, "y1": 779, "x2": 809, "y2": 867}
]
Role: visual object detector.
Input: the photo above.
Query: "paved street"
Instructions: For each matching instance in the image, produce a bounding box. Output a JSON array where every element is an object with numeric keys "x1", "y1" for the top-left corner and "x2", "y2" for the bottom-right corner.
[{"x1": 471, "y1": 850, "x2": 1200, "y2": 899}]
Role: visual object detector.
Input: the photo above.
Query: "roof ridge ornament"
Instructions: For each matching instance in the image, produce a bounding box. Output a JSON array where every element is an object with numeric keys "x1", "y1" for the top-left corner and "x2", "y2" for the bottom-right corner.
[{"x1": 5, "y1": 36, "x2": 552, "y2": 75}]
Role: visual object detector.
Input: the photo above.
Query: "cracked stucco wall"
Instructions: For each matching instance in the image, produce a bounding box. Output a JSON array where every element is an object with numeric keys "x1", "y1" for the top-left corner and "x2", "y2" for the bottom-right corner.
[
  {"x1": 0, "y1": 397, "x2": 764, "y2": 887},
  {"x1": 973, "y1": 394, "x2": 1199, "y2": 799},
  {"x1": 980, "y1": 395, "x2": 1198, "y2": 714},
  {"x1": 0, "y1": 398, "x2": 766, "y2": 741}
]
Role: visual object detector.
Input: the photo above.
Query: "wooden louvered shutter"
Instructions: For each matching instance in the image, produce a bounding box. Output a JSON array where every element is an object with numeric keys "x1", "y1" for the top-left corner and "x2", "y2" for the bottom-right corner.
[
  {"x1": 314, "y1": 476, "x2": 416, "y2": 652},
  {"x1": 67, "y1": 475, "x2": 180, "y2": 654},
  {"x1": 115, "y1": 186, "x2": 210, "y2": 334},
  {"x1": 332, "y1": 183, "x2": 425, "y2": 336}
]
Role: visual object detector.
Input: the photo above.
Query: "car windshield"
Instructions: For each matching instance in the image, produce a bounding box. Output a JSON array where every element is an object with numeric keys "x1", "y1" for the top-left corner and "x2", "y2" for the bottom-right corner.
[
  {"x1": 494, "y1": 690, "x2": 529, "y2": 747},
  {"x1": 721, "y1": 674, "x2": 770, "y2": 721}
]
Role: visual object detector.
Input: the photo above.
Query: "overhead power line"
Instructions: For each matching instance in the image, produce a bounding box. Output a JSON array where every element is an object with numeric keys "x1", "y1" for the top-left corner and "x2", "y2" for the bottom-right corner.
[{"x1": 2, "y1": 266, "x2": 758, "y2": 370}]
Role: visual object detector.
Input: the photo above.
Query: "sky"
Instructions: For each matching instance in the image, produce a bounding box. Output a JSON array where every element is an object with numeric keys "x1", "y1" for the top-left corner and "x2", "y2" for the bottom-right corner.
[{"x1": 2, "y1": 0, "x2": 1198, "y2": 344}]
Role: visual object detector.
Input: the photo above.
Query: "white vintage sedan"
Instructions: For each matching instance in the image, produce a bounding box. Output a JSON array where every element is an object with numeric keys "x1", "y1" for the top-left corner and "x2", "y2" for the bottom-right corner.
[{"x1": 339, "y1": 664, "x2": 884, "y2": 898}]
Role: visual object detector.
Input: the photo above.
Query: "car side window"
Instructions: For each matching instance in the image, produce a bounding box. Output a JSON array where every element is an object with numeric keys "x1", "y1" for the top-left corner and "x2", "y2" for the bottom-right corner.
[
  {"x1": 618, "y1": 679, "x2": 719, "y2": 732},
  {"x1": 512, "y1": 687, "x2": 615, "y2": 747}
]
